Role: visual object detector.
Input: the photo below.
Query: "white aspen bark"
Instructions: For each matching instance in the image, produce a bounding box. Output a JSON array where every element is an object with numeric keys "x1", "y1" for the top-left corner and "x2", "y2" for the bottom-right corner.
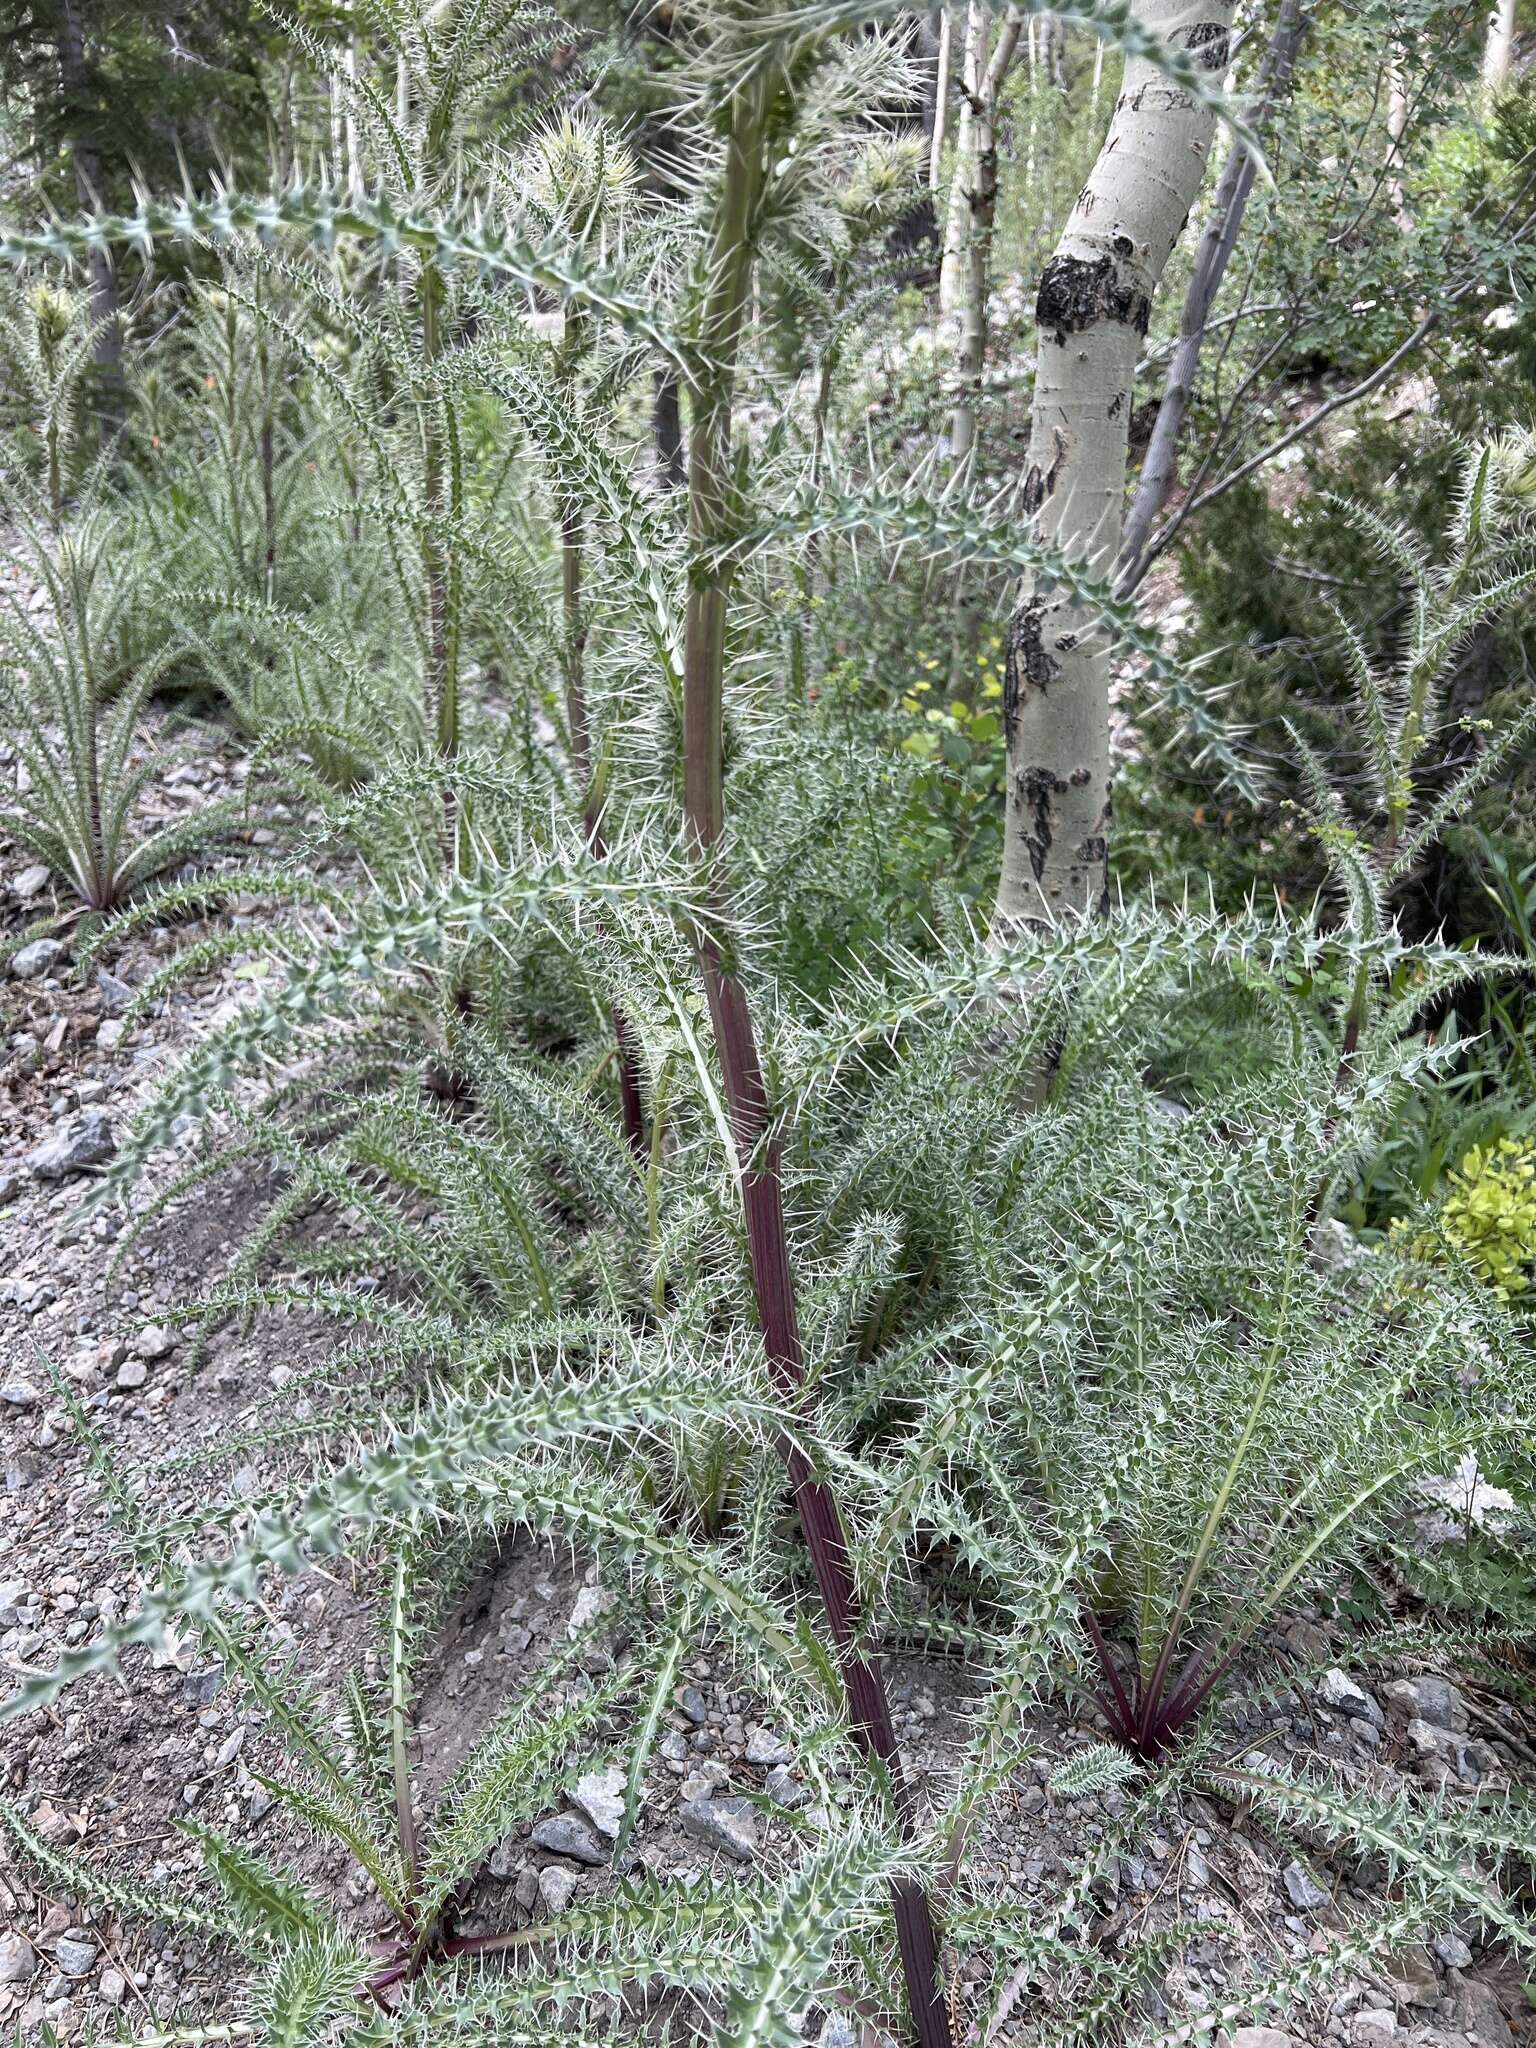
[
  {"x1": 930, "y1": 9, "x2": 953, "y2": 193},
  {"x1": 1482, "y1": 0, "x2": 1517, "y2": 94},
  {"x1": 938, "y1": 2, "x2": 986, "y2": 319},
  {"x1": 1385, "y1": 47, "x2": 1410, "y2": 225},
  {"x1": 345, "y1": 27, "x2": 362, "y2": 189},
  {"x1": 949, "y1": 6, "x2": 1025, "y2": 464},
  {"x1": 994, "y1": 0, "x2": 1235, "y2": 934}
]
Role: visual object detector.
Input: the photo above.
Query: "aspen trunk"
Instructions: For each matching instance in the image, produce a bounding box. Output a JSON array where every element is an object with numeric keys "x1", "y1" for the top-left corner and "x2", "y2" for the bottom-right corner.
[
  {"x1": 1482, "y1": 0, "x2": 1517, "y2": 94},
  {"x1": 929, "y1": 8, "x2": 954, "y2": 192},
  {"x1": 949, "y1": 6, "x2": 1024, "y2": 464},
  {"x1": 994, "y1": 0, "x2": 1235, "y2": 934},
  {"x1": 938, "y1": 2, "x2": 985, "y2": 317},
  {"x1": 345, "y1": 26, "x2": 362, "y2": 186},
  {"x1": 1385, "y1": 47, "x2": 1410, "y2": 225}
]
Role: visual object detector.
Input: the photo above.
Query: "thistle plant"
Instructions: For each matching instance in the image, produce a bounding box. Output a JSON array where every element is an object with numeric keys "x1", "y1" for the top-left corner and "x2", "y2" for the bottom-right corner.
[
  {"x1": 0, "y1": 277, "x2": 94, "y2": 525},
  {"x1": 7, "y1": 9, "x2": 1536, "y2": 2048},
  {"x1": 0, "y1": 492, "x2": 247, "y2": 915}
]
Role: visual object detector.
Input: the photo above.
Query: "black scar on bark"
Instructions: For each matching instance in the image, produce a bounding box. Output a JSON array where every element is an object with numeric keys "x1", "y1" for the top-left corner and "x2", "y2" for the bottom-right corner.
[
  {"x1": 1186, "y1": 20, "x2": 1231, "y2": 70},
  {"x1": 1036, "y1": 252, "x2": 1151, "y2": 346},
  {"x1": 1002, "y1": 600, "x2": 1060, "y2": 746},
  {"x1": 1021, "y1": 429, "x2": 1066, "y2": 516},
  {"x1": 1020, "y1": 764, "x2": 1069, "y2": 882}
]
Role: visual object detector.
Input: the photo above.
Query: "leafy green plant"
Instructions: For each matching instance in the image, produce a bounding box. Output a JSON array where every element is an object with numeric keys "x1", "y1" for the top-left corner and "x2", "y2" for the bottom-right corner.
[{"x1": 1421, "y1": 1136, "x2": 1536, "y2": 1302}]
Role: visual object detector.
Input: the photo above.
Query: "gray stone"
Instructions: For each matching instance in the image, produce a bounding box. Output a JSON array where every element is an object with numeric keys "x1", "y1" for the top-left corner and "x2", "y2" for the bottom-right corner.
[
  {"x1": 11, "y1": 938, "x2": 63, "y2": 980},
  {"x1": 1383, "y1": 1945, "x2": 1441, "y2": 2010},
  {"x1": 537, "y1": 1865, "x2": 579, "y2": 1915},
  {"x1": 679, "y1": 1795, "x2": 757, "y2": 1863},
  {"x1": 1384, "y1": 1675, "x2": 1465, "y2": 1733},
  {"x1": 96, "y1": 970, "x2": 132, "y2": 1015},
  {"x1": 1432, "y1": 1932, "x2": 1473, "y2": 1970},
  {"x1": 1454, "y1": 1982, "x2": 1513, "y2": 2048},
  {"x1": 29, "y1": 1110, "x2": 114, "y2": 1180},
  {"x1": 764, "y1": 1764, "x2": 808, "y2": 1810},
  {"x1": 566, "y1": 1583, "x2": 613, "y2": 1637},
  {"x1": 745, "y1": 1725, "x2": 790, "y2": 1766},
  {"x1": 135, "y1": 1323, "x2": 175, "y2": 1360},
  {"x1": 114, "y1": 1359, "x2": 147, "y2": 1391},
  {"x1": 0, "y1": 1931, "x2": 34, "y2": 1983},
  {"x1": 0, "y1": 1382, "x2": 41, "y2": 1409},
  {"x1": 98, "y1": 1968, "x2": 127, "y2": 2007},
  {"x1": 530, "y1": 1814, "x2": 604, "y2": 1866},
  {"x1": 10, "y1": 864, "x2": 49, "y2": 901},
  {"x1": 1351, "y1": 2013, "x2": 1395, "y2": 2048},
  {"x1": 1318, "y1": 1668, "x2": 1383, "y2": 1725},
  {"x1": 1281, "y1": 1861, "x2": 1330, "y2": 1912},
  {"x1": 1230, "y1": 2031, "x2": 1294, "y2": 2048},
  {"x1": 569, "y1": 1766, "x2": 626, "y2": 1841},
  {"x1": 53, "y1": 1936, "x2": 96, "y2": 1977},
  {"x1": 677, "y1": 1684, "x2": 709, "y2": 1725},
  {"x1": 817, "y1": 2019, "x2": 858, "y2": 2048}
]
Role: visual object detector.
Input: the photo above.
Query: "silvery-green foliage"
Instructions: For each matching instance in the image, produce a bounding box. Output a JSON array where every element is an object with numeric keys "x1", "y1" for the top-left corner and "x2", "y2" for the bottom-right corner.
[
  {"x1": 4, "y1": 7, "x2": 1535, "y2": 2043},
  {"x1": 0, "y1": 276, "x2": 95, "y2": 522},
  {"x1": 0, "y1": 491, "x2": 247, "y2": 915}
]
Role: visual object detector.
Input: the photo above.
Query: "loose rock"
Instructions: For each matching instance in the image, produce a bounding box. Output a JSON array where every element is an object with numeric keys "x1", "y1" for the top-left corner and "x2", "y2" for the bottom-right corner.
[
  {"x1": 29, "y1": 1109, "x2": 115, "y2": 1180},
  {"x1": 569, "y1": 1765, "x2": 627, "y2": 1841},
  {"x1": 1281, "y1": 1861, "x2": 1329, "y2": 1912},
  {"x1": 11, "y1": 937, "x2": 64, "y2": 979},
  {"x1": 530, "y1": 1814, "x2": 604, "y2": 1866},
  {"x1": 0, "y1": 1931, "x2": 34, "y2": 1984},
  {"x1": 538, "y1": 1865, "x2": 580, "y2": 1915},
  {"x1": 679, "y1": 1795, "x2": 757, "y2": 1863},
  {"x1": 54, "y1": 1936, "x2": 97, "y2": 1977}
]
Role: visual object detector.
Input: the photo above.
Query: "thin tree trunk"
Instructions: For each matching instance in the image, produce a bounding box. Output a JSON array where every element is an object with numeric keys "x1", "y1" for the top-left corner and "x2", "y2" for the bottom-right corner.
[
  {"x1": 994, "y1": 0, "x2": 1236, "y2": 935},
  {"x1": 683, "y1": 84, "x2": 952, "y2": 2048},
  {"x1": 1386, "y1": 46, "x2": 1411, "y2": 225},
  {"x1": 929, "y1": 7, "x2": 954, "y2": 192},
  {"x1": 1118, "y1": 0, "x2": 1306, "y2": 590},
  {"x1": 1482, "y1": 0, "x2": 1517, "y2": 94},
  {"x1": 59, "y1": 2, "x2": 121, "y2": 407},
  {"x1": 346, "y1": 22, "x2": 362, "y2": 185},
  {"x1": 949, "y1": 5, "x2": 1025, "y2": 464},
  {"x1": 938, "y1": 2, "x2": 985, "y2": 318}
]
